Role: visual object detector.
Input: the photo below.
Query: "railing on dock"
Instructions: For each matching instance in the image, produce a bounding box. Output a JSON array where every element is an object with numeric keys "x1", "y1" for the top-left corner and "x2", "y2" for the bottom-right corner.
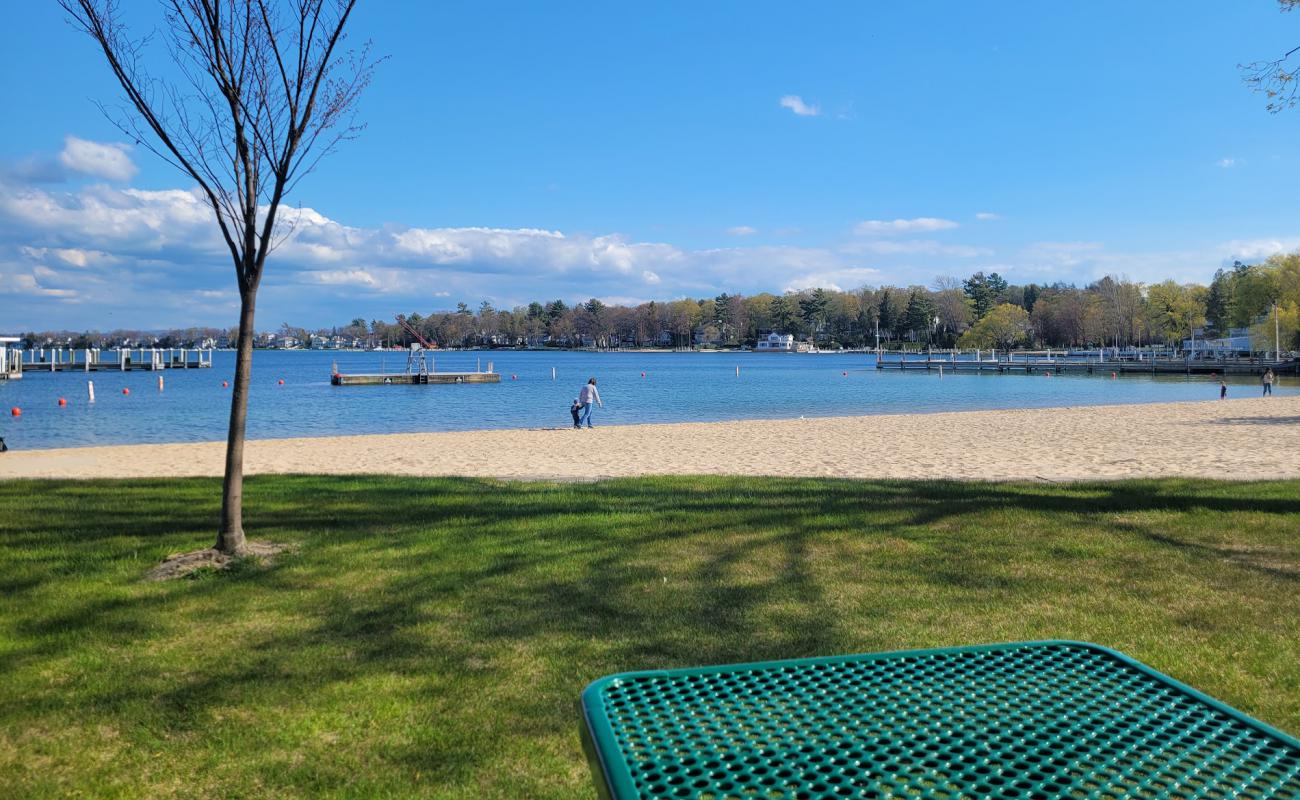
[{"x1": 19, "y1": 347, "x2": 214, "y2": 373}]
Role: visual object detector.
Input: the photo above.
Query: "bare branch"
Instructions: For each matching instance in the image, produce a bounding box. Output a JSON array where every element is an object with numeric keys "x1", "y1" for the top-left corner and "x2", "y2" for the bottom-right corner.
[{"x1": 1242, "y1": 1, "x2": 1300, "y2": 112}]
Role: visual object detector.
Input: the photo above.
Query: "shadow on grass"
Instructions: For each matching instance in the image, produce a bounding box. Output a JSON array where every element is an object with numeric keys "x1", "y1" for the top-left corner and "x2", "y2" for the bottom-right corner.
[{"x1": 2, "y1": 475, "x2": 1299, "y2": 789}]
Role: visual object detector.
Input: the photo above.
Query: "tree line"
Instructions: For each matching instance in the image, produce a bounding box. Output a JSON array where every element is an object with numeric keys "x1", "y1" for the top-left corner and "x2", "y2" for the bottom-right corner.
[
  {"x1": 364, "y1": 255, "x2": 1300, "y2": 352},
  {"x1": 18, "y1": 254, "x2": 1300, "y2": 354}
]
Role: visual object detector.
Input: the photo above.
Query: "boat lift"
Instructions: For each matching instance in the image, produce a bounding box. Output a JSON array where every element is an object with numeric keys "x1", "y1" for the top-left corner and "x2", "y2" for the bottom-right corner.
[{"x1": 395, "y1": 315, "x2": 436, "y2": 377}]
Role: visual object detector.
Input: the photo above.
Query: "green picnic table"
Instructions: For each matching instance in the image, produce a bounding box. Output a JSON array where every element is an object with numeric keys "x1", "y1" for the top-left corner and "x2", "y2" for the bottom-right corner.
[{"x1": 580, "y1": 641, "x2": 1300, "y2": 799}]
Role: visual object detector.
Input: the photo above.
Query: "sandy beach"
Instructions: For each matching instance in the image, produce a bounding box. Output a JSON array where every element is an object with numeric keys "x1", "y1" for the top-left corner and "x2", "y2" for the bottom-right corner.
[{"x1": 3, "y1": 396, "x2": 1297, "y2": 482}]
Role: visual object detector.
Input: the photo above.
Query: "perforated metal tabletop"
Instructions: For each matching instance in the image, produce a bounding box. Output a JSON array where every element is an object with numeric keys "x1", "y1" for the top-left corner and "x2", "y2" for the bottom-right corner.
[{"x1": 580, "y1": 641, "x2": 1300, "y2": 799}]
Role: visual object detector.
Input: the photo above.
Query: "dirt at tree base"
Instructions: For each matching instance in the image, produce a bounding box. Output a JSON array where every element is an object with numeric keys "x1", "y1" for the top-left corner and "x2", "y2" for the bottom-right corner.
[{"x1": 146, "y1": 541, "x2": 295, "y2": 581}]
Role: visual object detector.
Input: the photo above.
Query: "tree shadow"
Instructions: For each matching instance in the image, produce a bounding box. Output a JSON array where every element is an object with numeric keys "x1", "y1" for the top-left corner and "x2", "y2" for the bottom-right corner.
[{"x1": 3, "y1": 475, "x2": 1299, "y2": 793}]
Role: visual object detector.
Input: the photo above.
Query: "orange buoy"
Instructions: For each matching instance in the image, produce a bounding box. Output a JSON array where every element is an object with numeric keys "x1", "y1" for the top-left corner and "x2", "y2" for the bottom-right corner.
[
  {"x1": 122, "y1": 388, "x2": 130, "y2": 395},
  {"x1": 9, "y1": 407, "x2": 20, "y2": 417},
  {"x1": 277, "y1": 379, "x2": 285, "y2": 385},
  {"x1": 58, "y1": 397, "x2": 67, "y2": 406}
]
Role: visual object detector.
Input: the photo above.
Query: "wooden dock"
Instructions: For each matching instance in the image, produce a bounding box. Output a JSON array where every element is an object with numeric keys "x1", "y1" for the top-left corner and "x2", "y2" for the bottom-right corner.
[
  {"x1": 331, "y1": 372, "x2": 500, "y2": 386},
  {"x1": 0, "y1": 338, "x2": 20, "y2": 380},
  {"x1": 21, "y1": 348, "x2": 214, "y2": 373},
  {"x1": 876, "y1": 358, "x2": 1300, "y2": 376}
]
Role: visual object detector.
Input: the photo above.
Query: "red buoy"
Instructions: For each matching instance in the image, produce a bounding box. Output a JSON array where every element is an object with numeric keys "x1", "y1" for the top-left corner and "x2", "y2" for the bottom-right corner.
[
  {"x1": 58, "y1": 397, "x2": 67, "y2": 407},
  {"x1": 122, "y1": 388, "x2": 130, "y2": 395},
  {"x1": 641, "y1": 371, "x2": 646, "y2": 378},
  {"x1": 277, "y1": 379, "x2": 285, "y2": 385},
  {"x1": 9, "y1": 407, "x2": 20, "y2": 417},
  {"x1": 222, "y1": 380, "x2": 229, "y2": 388}
]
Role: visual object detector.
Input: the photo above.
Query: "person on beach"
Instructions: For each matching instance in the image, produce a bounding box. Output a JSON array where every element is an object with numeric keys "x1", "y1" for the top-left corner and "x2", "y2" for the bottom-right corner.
[
  {"x1": 1262, "y1": 368, "x2": 1274, "y2": 397},
  {"x1": 570, "y1": 397, "x2": 583, "y2": 429},
  {"x1": 577, "y1": 377, "x2": 603, "y2": 428},
  {"x1": 1220, "y1": 380, "x2": 1227, "y2": 400}
]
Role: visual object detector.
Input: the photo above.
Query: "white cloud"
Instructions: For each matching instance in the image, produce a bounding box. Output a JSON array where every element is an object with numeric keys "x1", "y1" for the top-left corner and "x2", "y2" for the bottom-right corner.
[
  {"x1": 7, "y1": 161, "x2": 1299, "y2": 329},
  {"x1": 784, "y1": 267, "x2": 881, "y2": 293},
  {"x1": 975, "y1": 212, "x2": 1001, "y2": 221},
  {"x1": 304, "y1": 269, "x2": 381, "y2": 287},
  {"x1": 779, "y1": 95, "x2": 820, "y2": 117},
  {"x1": 843, "y1": 240, "x2": 990, "y2": 258},
  {"x1": 854, "y1": 217, "x2": 959, "y2": 235},
  {"x1": 726, "y1": 226, "x2": 758, "y2": 236},
  {"x1": 5, "y1": 273, "x2": 78, "y2": 299},
  {"x1": 1218, "y1": 237, "x2": 1300, "y2": 262},
  {"x1": 59, "y1": 136, "x2": 137, "y2": 181},
  {"x1": 1021, "y1": 241, "x2": 1104, "y2": 266},
  {"x1": 1217, "y1": 158, "x2": 1237, "y2": 168}
]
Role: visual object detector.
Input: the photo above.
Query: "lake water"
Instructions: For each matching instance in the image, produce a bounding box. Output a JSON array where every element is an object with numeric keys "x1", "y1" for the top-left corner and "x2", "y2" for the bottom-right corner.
[{"x1": 0, "y1": 350, "x2": 1290, "y2": 450}]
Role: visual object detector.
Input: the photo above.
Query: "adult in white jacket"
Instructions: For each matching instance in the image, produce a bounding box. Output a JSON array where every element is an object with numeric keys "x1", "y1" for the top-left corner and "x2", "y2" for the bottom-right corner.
[{"x1": 577, "y1": 378, "x2": 603, "y2": 428}]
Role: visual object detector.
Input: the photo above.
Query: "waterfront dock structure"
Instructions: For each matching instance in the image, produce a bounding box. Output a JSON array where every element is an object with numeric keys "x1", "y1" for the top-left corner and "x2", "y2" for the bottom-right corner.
[
  {"x1": 20, "y1": 348, "x2": 214, "y2": 373},
  {"x1": 1, "y1": 337, "x2": 20, "y2": 380},
  {"x1": 331, "y1": 348, "x2": 501, "y2": 386},
  {"x1": 331, "y1": 371, "x2": 501, "y2": 386},
  {"x1": 876, "y1": 353, "x2": 1299, "y2": 376}
]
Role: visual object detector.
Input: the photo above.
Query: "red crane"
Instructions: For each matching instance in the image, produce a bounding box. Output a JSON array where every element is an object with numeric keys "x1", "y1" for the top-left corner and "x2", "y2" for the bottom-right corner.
[
  {"x1": 395, "y1": 314, "x2": 437, "y2": 350},
  {"x1": 395, "y1": 314, "x2": 436, "y2": 376}
]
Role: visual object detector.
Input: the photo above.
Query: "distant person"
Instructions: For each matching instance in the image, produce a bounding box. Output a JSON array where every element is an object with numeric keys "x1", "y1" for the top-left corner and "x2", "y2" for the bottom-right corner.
[
  {"x1": 1220, "y1": 380, "x2": 1227, "y2": 400},
  {"x1": 577, "y1": 377, "x2": 603, "y2": 428},
  {"x1": 1262, "y1": 368, "x2": 1275, "y2": 397},
  {"x1": 0, "y1": 437, "x2": 6, "y2": 453},
  {"x1": 570, "y1": 397, "x2": 582, "y2": 429}
]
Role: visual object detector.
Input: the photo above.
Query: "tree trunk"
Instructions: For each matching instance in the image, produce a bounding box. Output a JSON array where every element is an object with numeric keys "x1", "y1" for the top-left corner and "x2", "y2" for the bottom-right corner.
[{"x1": 216, "y1": 290, "x2": 256, "y2": 555}]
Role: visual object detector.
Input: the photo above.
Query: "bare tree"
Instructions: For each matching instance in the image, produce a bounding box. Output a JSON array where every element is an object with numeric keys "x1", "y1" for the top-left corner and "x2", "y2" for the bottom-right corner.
[
  {"x1": 1243, "y1": 1, "x2": 1300, "y2": 111},
  {"x1": 62, "y1": 0, "x2": 377, "y2": 555}
]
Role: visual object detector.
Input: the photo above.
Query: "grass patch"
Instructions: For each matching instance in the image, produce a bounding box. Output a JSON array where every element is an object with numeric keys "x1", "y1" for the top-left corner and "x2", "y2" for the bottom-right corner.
[{"x1": 1, "y1": 476, "x2": 1299, "y2": 798}]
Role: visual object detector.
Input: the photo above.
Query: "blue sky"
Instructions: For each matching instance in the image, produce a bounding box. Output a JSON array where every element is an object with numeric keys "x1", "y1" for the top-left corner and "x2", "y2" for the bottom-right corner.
[{"x1": 1, "y1": 1, "x2": 1298, "y2": 329}]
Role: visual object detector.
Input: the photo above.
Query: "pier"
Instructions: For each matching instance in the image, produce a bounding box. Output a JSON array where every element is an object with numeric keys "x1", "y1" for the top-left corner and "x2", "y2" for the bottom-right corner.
[
  {"x1": 876, "y1": 355, "x2": 1300, "y2": 376},
  {"x1": 20, "y1": 348, "x2": 214, "y2": 373},
  {"x1": 1, "y1": 338, "x2": 20, "y2": 380},
  {"x1": 332, "y1": 371, "x2": 500, "y2": 385}
]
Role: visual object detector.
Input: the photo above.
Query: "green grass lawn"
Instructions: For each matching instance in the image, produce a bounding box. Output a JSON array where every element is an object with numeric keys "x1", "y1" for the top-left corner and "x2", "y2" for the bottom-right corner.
[{"x1": 2, "y1": 476, "x2": 1299, "y2": 798}]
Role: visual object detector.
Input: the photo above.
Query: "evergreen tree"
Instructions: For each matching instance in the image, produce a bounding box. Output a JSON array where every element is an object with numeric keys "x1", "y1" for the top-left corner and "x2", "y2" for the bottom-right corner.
[
  {"x1": 877, "y1": 288, "x2": 896, "y2": 338},
  {"x1": 904, "y1": 290, "x2": 939, "y2": 343},
  {"x1": 770, "y1": 295, "x2": 796, "y2": 333},
  {"x1": 797, "y1": 288, "x2": 828, "y2": 331},
  {"x1": 1204, "y1": 270, "x2": 1230, "y2": 334},
  {"x1": 1022, "y1": 284, "x2": 1039, "y2": 313},
  {"x1": 963, "y1": 272, "x2": 995, "y2": 320}
]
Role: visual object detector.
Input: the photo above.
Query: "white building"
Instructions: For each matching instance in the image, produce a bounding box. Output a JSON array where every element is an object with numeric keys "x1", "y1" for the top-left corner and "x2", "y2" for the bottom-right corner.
[{"x1": 755, "y1": 332, "x2": 796, "y2": 352}]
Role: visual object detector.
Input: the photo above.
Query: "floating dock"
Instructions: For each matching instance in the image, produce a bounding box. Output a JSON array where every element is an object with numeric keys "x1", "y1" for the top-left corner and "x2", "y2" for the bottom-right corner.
[
  {"x1": 331, "y1": 371, "x2": 500, "y2": 386},
  {"x1": 20, "y1": 348, "x2": 214, "y2": 373},
  {"x1": 876, "y1": 358, "x2": 1300, "y2": 376}
]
